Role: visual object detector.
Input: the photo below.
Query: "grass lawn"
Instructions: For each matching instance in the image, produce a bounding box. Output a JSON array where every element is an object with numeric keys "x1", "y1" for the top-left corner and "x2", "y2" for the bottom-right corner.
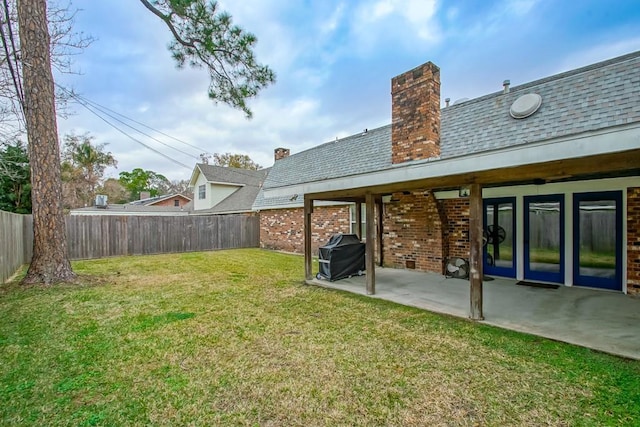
[{"x1": 1, "y1": 249, "x2": 638, "y2": 426}]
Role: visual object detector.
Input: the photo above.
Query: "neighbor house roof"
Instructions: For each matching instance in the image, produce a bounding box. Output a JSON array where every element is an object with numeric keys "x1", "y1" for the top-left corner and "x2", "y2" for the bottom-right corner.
[
  {"x1": 190, "y1": 164, "x2": 270, "y2": 214},
  {"x1": 254, "y1": 51, "x2": 640, "y2": 208},
  {"x1": 130, "y1": 193, "x2": 192, "y2": 206},
  {"x1": 190, "y1": 163, "x2": 268, "y2": 187},
  {"x1": 70, "y1": 204, "x2": 190, "y2": 216}
]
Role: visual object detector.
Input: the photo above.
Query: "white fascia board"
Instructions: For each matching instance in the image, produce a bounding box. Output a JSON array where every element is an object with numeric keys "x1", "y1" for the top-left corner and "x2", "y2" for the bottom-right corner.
[
  {"x1": 207, "y1": 181, "x2": 246, "y2": 187},
  {"x1": 264, "y1": 124, "x2": 640, "y2": 198},
  {"x1": 188, "y1": 165, "x2": 202, "y2": 188}
]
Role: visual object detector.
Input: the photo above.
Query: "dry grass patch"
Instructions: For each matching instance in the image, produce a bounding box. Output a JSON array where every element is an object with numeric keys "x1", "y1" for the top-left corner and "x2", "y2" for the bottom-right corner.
[{"x1": 1, "y1": 249, "x2": 638, "y2": 426}]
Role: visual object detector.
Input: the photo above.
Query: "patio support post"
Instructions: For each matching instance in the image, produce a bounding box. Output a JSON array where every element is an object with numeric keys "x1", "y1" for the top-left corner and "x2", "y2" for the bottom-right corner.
[
  {"x1": 365, "y1": 192, "x2": 376, "y2": 294},
  {"x1": 469, "y1": 183, "x2": 484, "y2": 320},
  {"x1": 376, "y1": 198, "x2": 384, "y2": 266},
  {"x1": 304, "y1": 196, "x2": 313, "y2": 281},
  {"x1": 355, "y1": 202, "x2": 362, "y2": 239}
]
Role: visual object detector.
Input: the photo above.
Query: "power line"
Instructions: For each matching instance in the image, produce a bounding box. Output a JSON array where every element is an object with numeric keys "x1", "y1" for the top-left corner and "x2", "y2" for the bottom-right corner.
[
  {"x1": 70, "y1": 94, "x2": 192, "y2": 170},
  {"x1": 71, "y1": 92, "x2": 211, "y2": 154},
  {"x1": 57, "y1": 85, "x2": 202, "y2": 161}
]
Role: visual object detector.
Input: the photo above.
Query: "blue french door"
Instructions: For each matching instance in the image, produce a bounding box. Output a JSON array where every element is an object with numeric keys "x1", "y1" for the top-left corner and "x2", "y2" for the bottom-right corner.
[
  {"x1": 573, "y1": 191, "x2": 623, "y2": 291},
  {"x1": 483, "y1": 198, "x2": 516, "y2": 278},
  {"x1": 524, "y1": 194, "x2": 565, "y2": 283}
]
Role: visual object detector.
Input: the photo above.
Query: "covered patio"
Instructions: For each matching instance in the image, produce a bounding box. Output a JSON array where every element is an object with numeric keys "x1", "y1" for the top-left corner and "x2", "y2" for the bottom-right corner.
[{"x1": 307, "y1": 268, "x2": 640, "y2": 360}]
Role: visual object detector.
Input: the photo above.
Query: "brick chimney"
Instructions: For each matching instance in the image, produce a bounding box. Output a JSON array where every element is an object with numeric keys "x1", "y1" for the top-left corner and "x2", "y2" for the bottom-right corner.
[
  {"x1": 391, "y1": 61, "x2": 441, "y2": 164},
  {"x1": 274, "y1": 147, "x2": 290, "y2": 161}
]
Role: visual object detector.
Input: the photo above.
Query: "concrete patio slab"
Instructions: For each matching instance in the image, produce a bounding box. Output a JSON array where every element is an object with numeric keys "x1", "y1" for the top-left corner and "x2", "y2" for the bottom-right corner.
[{"x1": 308, "y1": 268, "x2": 640, "y2": 360}]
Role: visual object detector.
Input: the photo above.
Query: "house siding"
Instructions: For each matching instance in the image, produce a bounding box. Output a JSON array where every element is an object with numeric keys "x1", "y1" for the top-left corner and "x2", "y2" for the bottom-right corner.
[
  {"x1": 628, "y1": 187, "x2": 640, "y2": 296},
  {"x1": 259, "y1": 206, "x2": 351, "y2": 254}
]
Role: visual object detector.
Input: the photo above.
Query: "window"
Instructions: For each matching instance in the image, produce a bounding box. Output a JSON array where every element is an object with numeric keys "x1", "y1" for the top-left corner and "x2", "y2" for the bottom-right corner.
[
  {"x1": 174, "y1": 199, "x2": 180, "y2": 207},
  {"x1": 198, "y1": 185, "x2": 206, "y2": 199},
  {"x1": 350, "y1": 204, "x2": 366, "y2": 237}
]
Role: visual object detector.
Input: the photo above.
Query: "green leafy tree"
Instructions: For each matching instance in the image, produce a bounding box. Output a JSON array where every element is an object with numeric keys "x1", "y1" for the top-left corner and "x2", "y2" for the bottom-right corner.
[
  {"x1": 140, "y1": 0, "x2": 276, "y2": 118},
  {"x1": 61, "y1": 132, "x2": 117, "y2": 209},
  {"x1": 119, "y1": 168, "x2": 170, "y2": 201},
  {"x1": 212, "y1": 152, "x2": 261, "y2": 170},
  {"x1": 0, "y1": 140, "x2": 31, "y2": 213},
  {"x1": 96, "y1": 178, "x2": 129, "y2": 204}
]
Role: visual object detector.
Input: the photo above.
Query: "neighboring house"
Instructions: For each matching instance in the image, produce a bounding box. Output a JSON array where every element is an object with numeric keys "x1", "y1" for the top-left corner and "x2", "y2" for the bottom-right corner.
[
  {"x1": 188, "y1": 164, "x2": 269, "y2": 214},
  {"x1": 70, "y1": 193, "x2": 193, "y2": 216},
  {"x1": 130, "y1": 193, "x2": 192, "y2": 208},
  {"x1": 255, "y1": 50, "x2": 640, "y2": 301}
]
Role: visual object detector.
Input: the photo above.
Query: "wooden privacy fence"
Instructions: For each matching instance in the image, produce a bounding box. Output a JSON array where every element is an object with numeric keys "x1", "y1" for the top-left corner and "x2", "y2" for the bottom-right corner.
[
  {"x1": 0, "y1": 211, "x2": 33, "y2": 283},
  {"x1": 1, "y1": 212, "x2": 259, "y2": 282},
  {"x1": 65, "y1": 214, "x2": 260, "y2": 260}
]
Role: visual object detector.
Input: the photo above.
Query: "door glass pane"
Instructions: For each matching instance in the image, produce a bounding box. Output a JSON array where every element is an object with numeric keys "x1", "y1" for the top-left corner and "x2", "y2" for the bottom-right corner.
[
  {"x1": 578, "y1": 200, "x2": 616, "y2": 278},
  {"x1": 528, "y1": 201, "x2": 561, "y2": 273},
  {"x1": 486, "y1": 202, "x2": 513, "y2": 269}
]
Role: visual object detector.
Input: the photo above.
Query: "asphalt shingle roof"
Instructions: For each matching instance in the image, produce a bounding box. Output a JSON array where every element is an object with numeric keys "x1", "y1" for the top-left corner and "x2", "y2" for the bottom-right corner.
[
  {"x1": 197, "y1": 164, "x2": 268, "y2": 186},
  {"x1": 261, "y1": 125, "x2": 392, "y2": 190},
  {"x1": 440, "y1": 51, "x2": 640, "y2": 158},
  {"x1": 254, "y1": 51, "x2": 640, "y2": 210}
]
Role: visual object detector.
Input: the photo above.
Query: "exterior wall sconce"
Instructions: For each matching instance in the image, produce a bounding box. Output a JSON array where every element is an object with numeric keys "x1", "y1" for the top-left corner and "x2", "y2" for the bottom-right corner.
[{"x1": 459, "y1": 187, "x2": 470, "y2": 197}]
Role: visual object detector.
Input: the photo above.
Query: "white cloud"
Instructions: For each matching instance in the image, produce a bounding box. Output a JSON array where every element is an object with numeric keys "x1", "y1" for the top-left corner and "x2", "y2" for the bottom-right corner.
[
  {"x1": 351, "y1": 0, "x2": 441, "y2": 54},
  {"x1": 553, "y1": 37, "x2": 640, "y2": 74}
]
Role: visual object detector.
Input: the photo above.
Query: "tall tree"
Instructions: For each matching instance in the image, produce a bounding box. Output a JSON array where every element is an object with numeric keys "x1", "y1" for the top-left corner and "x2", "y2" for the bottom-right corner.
[
  {"x1": 17, "y1": 0, "x2": 74, "y2": 284},
  {"x1": 0, "y1": 139, "x2": 31, "y2": 213},
  {"x1": 60, "y1": 132, "x2": 117, "y2": 209},
  {"x1": 10, "y1": 0, "x2": 273, "y2": 284},
  {"x1": 96, "y1": 178, "x2": 129, "y2": 204},
  {"x1": 166, "y1": 178, "x2": 193, "y2": 198},
  {"x1": 140, "y1": 0, "x2": 275, "y2": 118},
  {"x1": 119, "y1": 168, "x2": 170, "y2": 201},
  {"x1": 212, "y1": 152, "x2": 261, "y2": 170}
]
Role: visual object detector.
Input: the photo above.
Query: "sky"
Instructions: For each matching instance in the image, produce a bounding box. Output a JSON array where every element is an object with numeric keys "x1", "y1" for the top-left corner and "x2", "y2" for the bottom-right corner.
[{"x1": 55, "y1": 0, "x2": 640, "y2": 183}]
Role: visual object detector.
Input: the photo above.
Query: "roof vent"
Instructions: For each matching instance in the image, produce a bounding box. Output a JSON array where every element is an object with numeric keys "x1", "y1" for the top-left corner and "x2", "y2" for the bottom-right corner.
[
  {"x1": 510, "y1": 93, "x2": 542, "y2": 119},
  {"x1": 453, "y1": 97, "x2": 469, "y2": 105}
]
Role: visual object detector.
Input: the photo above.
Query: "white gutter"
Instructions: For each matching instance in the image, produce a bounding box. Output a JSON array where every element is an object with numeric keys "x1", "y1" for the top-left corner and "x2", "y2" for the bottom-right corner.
[{"x1": 264, "y1": 124, "x2": 640, "y2": 198}]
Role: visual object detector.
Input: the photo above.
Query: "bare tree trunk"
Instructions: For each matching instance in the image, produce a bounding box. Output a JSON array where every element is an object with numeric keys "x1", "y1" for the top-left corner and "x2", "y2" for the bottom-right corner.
[{"x1": 18, "y1": 0, "x2": 75, "y2": 284}]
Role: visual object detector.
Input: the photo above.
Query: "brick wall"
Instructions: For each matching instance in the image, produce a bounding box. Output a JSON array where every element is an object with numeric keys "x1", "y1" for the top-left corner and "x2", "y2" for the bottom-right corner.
[
  {"x1": 627, "y1": 187, "x2": 640, "y2": 295},
  {"x1": 391, "y1": 61, "x2": 441, "y2": 164},
  {"x1": 259, "y1": 205, "x2": 351, "y2": 254},
  {"x1": 382, "y1": 190, "x2": 445, "y2": 272},
  {"x1": 441, "y1": 198, "x2": 470, "y2": 260},
  {"x1": 151, "y1": 196, "x2": 190, "y2": 208}
]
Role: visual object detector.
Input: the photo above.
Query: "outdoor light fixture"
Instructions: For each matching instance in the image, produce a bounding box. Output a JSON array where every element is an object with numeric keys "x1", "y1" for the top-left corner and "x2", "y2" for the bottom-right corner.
[{"x1": 459, "y1": 187, "x2": 470, "y2": 197}]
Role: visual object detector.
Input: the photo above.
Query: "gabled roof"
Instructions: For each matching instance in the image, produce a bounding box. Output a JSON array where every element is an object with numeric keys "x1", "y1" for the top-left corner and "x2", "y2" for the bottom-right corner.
[
  {"x1": 130, "y1": 193, "x2": 192, "y2": 206},
  {"x1": 189, "y1": 163, "x2": 268, "y2": 187},
  {"x1": 255, "y1": 50, "x2": 640, "y2": 208}
]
